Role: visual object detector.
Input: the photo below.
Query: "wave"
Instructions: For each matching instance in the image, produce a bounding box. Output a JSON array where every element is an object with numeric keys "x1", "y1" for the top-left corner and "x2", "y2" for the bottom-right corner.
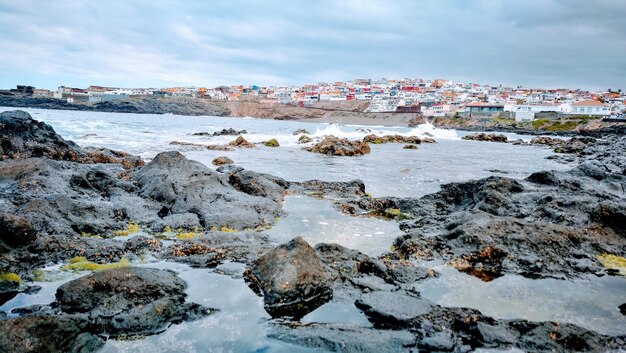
[{"x1": 310, "y1": 122, "x2": 459, "y2": 141}]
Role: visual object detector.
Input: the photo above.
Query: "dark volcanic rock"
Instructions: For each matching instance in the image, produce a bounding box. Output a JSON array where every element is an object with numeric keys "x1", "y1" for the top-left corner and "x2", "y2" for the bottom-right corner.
[
  {"x1": 304, "y1": 136, "x2": 371, "y2": 156},
  {"x1": 0, "y1": 110, "x2": 143, "y2": 169},
  {"x1": 211, "y1": 128, "x2": 247, "y2": 136},
  {"x1": 462, "y1": 133, "x2": 508, "y2": 143},
  {"x1": 245, "y1": 237, "x2": 333, "y2": 318},
  {"x1": 370, "y1": 137, "x2": 626, "y2": 279},
  {"x1": 164, "y1": 231, "x2": 274, "y2": 267},
  {"x1": 0, "y1": 214, "x2": 38, "y2": 248},
  {"x1": 0, "y1": 315, "x2": 104, "y2": 353},
  {"x1": 133, "y1": 151, "x2": 283, "y2": 230},
  {"x1": 0, "y1": 110, "x2": 84, "y2": 161},
  {"x1": 55, "y1": 267, "x2": 213, "y2": 336},
  {"x1": 269, "y1": 324, "x2": 416, "y2": 352},
  {"x1": 355, "y1": 290, "x2": 435, "y2": 328},
  {"x1": 363, "y1": 134, "x2": 435, "y2": 144},
  {"x1": 222, "y1": 166, "x2": 289, "y2": 203}
]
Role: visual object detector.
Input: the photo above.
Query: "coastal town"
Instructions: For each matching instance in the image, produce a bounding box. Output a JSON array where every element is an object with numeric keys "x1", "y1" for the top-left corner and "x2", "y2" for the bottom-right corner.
[{"x1": 5, "y1": 78, "x2": 625, "y2": 122}]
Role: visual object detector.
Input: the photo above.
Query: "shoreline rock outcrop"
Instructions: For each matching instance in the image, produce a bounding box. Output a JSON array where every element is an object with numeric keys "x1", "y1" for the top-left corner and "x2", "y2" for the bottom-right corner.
[
  {"x1": 304, "y1": 136, "x2": 371, "y2": 156},
  {"x1": 462, "y1": 132, "x2": 508, "y2": 143}
]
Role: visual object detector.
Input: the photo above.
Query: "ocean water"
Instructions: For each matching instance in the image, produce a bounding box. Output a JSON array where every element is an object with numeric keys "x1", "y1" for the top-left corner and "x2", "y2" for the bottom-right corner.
[
  {"x1": 2, "y1": 107, "x2": 623, "y2": 351},
  {"x1": 2, "y1": 107, "x2": 568, "y2": 198}
]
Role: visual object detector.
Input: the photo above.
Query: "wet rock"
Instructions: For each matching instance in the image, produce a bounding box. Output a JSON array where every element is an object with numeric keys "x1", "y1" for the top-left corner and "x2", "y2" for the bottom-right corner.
[
  {"x1": 363, "y1": 134, "x2": 435, "y2": 144},
  {"x1": 55, "y1": 267, "x2": 213, "y2": 336},
  {"x1": 530, "y1": 136, "x2": 566, "y2": 146},
  {"x1": 292, "y1": 128, "x2": 310, "y2": 135},
  {"x1": 164, "y1": 231, "x2": 274, "y2": 266},
  {"x1": 0, "y1": 110, "x2": 84, "y2": 161},
  {"x1": 449, "y1": 245, "x2": 507, "y2": 281},
  {"x1": 619, "y1": 303, "x2": 626, "y2": 316},
  {"x1": 0, "y1": 315, "x2": 104, "y2": 353},
  {"x1": 403, "y1": 144, "x2": 418, "y2": 149},
  {"x1": 298, "y1": 135, "x2": 312, "y2": 144},
  {"x1": 590, "y1": 202, "x2": 626, "y2": 237},
  {"x1": 0, "y1": 110, "x2": 144, "y2": 169},
  {"x1": 269, "y1": 324, "x2": 416, "y2": 352},
  {"x1": 245, "y1": 237, "x2": 333, "y2": 318},
  {"x1": 211, "y1": 156, "x2": 234, "y2": 165},
  {"x1": 224, "y1": 167, "x2": 289, "y2": 203},
  {"x1": 0, "y1": 214, "x2": 38, "y2": 248},
  {"x1": 264, "y1": 138, "x2": 280, "y2": 147},
  {"x1": 205, "y1": 144, "x2": 234, "y2": 151},
  {"x1": 378, "y1": 160, "x2": 626, "y2": 279},
  {"x1": 124, "y1": 235, "x2": 161, "y2": 253},
  {"x1": 82, "y1": 146, "x2": 144, "y2": 169},
  {"x1": 210, "y1": 128, "x2": 247, "y2": 136},
  {"x1": 462, "y1": 133, "x2": 508, "y2": 143},
  {"x1": 228, "y1": 136, "x2": 254, "y2": 148},
  {"x1": 0, "y1": 280, "x2": 20, "y2": 306},
  {"x1": 133, "y1": 151, "x2": 283, "y2": 229},
  {"x1": 355, "y1": 290, "x2": 435, "y2": 328},
  {"x1": 304, "y1": 136, "x2": 371, "y2": 156},
  {"x1": 295, "y1": 179, "x2": 366, "y2": 198}
]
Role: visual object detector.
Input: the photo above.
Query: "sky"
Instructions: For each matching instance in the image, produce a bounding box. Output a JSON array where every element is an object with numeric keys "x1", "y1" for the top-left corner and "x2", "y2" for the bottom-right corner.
[{"x1": 0, "y1": 0, "x2": 625, "y2": 91}]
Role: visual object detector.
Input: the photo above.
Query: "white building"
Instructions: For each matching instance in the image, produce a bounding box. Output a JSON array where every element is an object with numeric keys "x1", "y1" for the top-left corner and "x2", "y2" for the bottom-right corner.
[
  {"x1": 569, "y1": 100, "x2": 611, "y2": 116},
  {"x1": 422, "y1": 104, "x2": 455, "y2": 117}
]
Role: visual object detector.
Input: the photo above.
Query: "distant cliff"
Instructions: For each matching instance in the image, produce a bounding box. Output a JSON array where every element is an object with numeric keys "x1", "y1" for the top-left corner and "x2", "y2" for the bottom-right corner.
[
  {"x1": 0, "y1": 93, "x2": 230, "y2": 116},
  {"x1": 0, "y1": 94, "x2": 421, "y2": 126}
]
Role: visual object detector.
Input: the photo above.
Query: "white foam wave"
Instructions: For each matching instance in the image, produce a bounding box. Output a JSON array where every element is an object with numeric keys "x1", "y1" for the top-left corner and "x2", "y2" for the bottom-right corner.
[{"x1": 309, "y1": 122, "x2": 459, "y2": 141}]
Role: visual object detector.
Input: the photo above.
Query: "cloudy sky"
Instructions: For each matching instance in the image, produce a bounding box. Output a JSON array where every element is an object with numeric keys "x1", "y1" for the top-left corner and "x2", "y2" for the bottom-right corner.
[{"x1": 0, "y1": 0, "x2": 624, "y2": 90}]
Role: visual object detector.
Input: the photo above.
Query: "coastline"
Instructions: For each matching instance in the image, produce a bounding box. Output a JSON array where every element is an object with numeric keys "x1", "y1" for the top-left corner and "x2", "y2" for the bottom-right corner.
[{"x1": 1, "y1": 94, "x2": 625, "y2": 135}]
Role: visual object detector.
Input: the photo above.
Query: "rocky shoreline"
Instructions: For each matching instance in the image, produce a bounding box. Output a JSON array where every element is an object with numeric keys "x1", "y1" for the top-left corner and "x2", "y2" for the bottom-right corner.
[{"x1": 1, "y1": 110, "x2": 625, "y2": 352}]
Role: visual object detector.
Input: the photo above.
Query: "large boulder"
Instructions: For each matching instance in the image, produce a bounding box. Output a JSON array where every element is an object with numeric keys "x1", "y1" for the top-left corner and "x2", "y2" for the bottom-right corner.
[
  {"x1": 0, "y1": 110, "x2": 143, "y2": 168},
  {"x1": 305, "y1": 136, "x2": 371, "y2": 156},
  {"x1": 133, "y1": 151, "x2": 283, "y2": 229},
  {"x1": 0, "y1": 110, "x2": 84, "y2": 161},
  {"x1": 0, "y1": 315, "x2": 103, "y2": 353},
  {"x1": 55, "y1": 267, "x2": 212, "y2": 336},
  {"x1": 245, "y1": 237, "x2": 333, "y2": 318}
]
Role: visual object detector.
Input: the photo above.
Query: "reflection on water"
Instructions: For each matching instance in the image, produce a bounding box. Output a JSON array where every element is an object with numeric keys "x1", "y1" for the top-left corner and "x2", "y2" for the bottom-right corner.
[
  {"x1": 264, "y1": 195, "x2": 401, "y2": 256},
  {"x1": 101, "y1": 262, "x2": 325, "y2": 353},
  {"x1": 417, "y1": 266, "x2": 626, "y2": 336}
]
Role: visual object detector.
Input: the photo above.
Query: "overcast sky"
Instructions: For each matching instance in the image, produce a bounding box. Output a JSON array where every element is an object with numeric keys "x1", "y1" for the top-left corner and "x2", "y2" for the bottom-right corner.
[{"x1": 0, "y1": 0, "x2": 624, "y2": 90}]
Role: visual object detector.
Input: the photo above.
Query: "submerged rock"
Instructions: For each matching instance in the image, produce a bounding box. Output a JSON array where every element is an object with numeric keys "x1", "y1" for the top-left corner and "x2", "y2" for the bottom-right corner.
[
  {"x1": 304, "y1": 136, "x2": 371, "y2": 156},
  {"x1": 245, "y1": 237, "x2": 333, "y2": 318},
  {"x1": 403, "y1": 144, "x2": 418, "y2": 149}
]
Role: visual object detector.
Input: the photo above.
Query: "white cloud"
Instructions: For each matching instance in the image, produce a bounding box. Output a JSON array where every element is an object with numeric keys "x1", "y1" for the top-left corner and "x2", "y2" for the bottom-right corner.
[{"x1": 0, "y1": 0, "x2": 624, "y2": 90}]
